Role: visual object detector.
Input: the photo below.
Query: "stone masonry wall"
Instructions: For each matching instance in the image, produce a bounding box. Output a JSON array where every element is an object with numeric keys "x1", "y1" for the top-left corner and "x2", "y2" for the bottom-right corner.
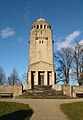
[
  {"x1": 63, "y1": 84, "x2": 83, "y2": 97},
  {"x1": 62, "y1": 84, "x2": 73, "y2": 97},
  {"x1": 52, "y1": 84, "x2": 62, "y2": 91},
  {"x1": 0, "y1": 85, "x2": 22, "y2": 97},
  {"x1": 73, "y1": 86, "x2": 83, "y2": 97}
]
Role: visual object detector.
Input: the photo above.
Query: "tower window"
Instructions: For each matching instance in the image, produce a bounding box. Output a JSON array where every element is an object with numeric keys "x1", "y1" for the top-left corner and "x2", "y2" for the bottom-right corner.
[
  {"x1": 44, "y1": 25, "x2": 46, "y2": 29},
  {"x1": 47, "y1": 26, "x2": 51, "y2": 29},
  {"x1": 37, "y1": 25, "x2": 39, "y2": 29},
  {"x1": 47, "y1": 26, "x2": 49, "y2": 28},
  {"x1": 40, "y1": 24, "x2": 42, "y2": 29},
  {"x1": 36, "y1": 37, "x2": 38, "y2": 40},
  {"x1": 46, "y1": 37, "x2": 48, "y2": 40},
  {"x1": 41, "y1": 31, "x2": 42, "y2": 34},
  {"x1": 34, "y1": 26, "x2": 36, "y2": 28},
  {"x1": 42, "y1": 41, "x2": 43, "y2": 44},
  {"x1": 39, "y1": 41, "x2": 41, "y2": 44}
]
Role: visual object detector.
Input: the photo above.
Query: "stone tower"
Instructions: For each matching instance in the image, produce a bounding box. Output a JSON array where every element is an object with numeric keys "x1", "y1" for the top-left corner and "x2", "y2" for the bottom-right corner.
[{"x1": 28, "y1": 18, "x2": 55, "y2": 88}]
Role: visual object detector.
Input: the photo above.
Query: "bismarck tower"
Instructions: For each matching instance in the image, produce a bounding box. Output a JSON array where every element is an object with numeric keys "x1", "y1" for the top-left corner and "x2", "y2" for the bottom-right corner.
[{"x1": 28, "y1": 18, "x2": 55, "y2": 89}]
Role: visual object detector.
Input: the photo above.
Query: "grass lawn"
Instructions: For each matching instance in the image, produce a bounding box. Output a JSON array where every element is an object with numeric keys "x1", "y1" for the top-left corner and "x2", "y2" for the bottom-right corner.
[
  {"x1": 60, "y1": 102, "x2": 83, "y2": 120},
  {"x1": 0, "y1": 102, "x2": 33, "y2": 120}
]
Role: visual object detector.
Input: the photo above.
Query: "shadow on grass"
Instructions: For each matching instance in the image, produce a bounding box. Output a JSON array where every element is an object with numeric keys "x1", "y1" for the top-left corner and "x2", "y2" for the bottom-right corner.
[{"x1": 0, "y1": 110, "x2": 33, "y2": 120}]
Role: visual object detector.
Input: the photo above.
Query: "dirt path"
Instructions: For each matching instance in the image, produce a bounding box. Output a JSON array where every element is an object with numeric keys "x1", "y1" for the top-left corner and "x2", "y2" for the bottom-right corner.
[{"x1": 0, "y1": 99, "x2": 83, "y2": 120}]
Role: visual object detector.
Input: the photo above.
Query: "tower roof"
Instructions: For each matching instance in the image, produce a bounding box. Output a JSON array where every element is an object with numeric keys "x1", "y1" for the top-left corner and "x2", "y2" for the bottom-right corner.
[
  {"x1": 32, "y1": 18, "x2": 51, "y2": 28},
  {"x1": 37, "y1": 18, "x2": 45, "y2": 21}
]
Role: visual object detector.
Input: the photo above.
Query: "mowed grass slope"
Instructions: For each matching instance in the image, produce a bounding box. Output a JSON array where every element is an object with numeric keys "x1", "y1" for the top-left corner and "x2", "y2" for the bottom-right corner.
[
  {"x1": 60, "y1": 102, "x2": 83, "y2": 120},
  {"x1": 0, "y1": 102, "x2": 33, "y2": 120}
]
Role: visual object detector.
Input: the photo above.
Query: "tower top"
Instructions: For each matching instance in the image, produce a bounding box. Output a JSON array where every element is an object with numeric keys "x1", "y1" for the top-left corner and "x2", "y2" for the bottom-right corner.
[
  {"x1": 32, "y1": 18, "x2": 51, "y2": 29},
  {"x1": 37, "y1": 18, "x2": 45, "y2": 22}
]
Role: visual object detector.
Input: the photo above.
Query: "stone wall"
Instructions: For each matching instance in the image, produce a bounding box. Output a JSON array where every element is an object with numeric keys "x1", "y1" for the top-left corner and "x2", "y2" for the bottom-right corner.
[
  {"x1": 0, "y1": 85, "x2": 14, "y2": 93},
  {"x1": 52, "y1": 84, "x2": 62, "y2": 91},
  {"x1": 22, "y1": 83, "x2": 31, "y2": 90},
  {"x1": 0, "y1": 85, "x2": 22, "y2": 97},
  {"x1": 62, "y1": 84, "x2": 83, "y2": 97},
  {"x1": 73, "y1": 86, "x2": 83, "y2": 97},
  {"x1": 62, "y1": 84, "x2": 73, "y2": 97},
  {"x1": 0, "y1": 84, "x2": 83, "y2": 98},
  {"x1": 13, "y1": 85, "x2": 22, "y2": 97}
]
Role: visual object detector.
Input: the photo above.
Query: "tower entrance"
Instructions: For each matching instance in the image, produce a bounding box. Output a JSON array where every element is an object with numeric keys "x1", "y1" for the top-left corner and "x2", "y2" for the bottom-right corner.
[{"x1": 38, "y1": 72, "x2": 44, "y2": 86}]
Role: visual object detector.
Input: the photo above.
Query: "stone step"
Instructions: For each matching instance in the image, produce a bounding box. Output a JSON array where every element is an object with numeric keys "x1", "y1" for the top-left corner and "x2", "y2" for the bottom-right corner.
[
  {"x1": 19, "y1": 86, "x2": 71, "y2": 99},
  {"x1": 33, "y1": 85, "x2": 52, "y2": 91},
  {"x1": 18, "y1": 93, "x2": 70, "y2": 99}
]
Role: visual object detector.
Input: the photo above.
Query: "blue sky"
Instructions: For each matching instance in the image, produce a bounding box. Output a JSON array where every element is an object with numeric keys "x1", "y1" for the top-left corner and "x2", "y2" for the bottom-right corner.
[{"x1": 0, "y1": 0, "x2": 83, "y2": 81}]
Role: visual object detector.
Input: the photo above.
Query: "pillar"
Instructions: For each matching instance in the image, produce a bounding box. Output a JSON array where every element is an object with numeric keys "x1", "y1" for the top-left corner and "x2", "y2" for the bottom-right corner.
[
  {"x1": 44, "y1": 71, "x2": 47, "y2": 85},
  {"x1": 34, "y1": 71, "x2": 38, "y2": 85},
  {"x1": 52, "y1": 71, "x2": 55, "y2": 85},
  {"x1": 49, "y1": 73, "x2": 52, "y2": 85},
  {"x1": 28, "y1": 71, "x2": 31, "y2": 89}
]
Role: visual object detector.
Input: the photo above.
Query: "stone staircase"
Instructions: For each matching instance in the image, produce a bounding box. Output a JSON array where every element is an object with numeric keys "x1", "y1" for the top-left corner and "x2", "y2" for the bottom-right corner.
[{"x1": 18, "y1": 85, "x2": 70, "y2": 99}]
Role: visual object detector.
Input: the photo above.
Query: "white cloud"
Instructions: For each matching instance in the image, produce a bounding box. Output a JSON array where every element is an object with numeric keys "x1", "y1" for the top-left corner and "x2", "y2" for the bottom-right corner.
[
  {"x1": 24, "y1": 6, "x2": 30, "y2": 22},
  {"x1": 56, "y1": 30, "x2": 80, "y2": 49},
  {"x1": 17, "y1": 36, "x2": 28, "y2": 45},
  {"x1": 78, "y1": 39, "x2": 83, "y2": 45},
  {"x1": 0, "y1": 27, "x2": 15, "y2": 38},
  {"x1": 66, "y1": 30, "x2": 80, "y2": 42}
]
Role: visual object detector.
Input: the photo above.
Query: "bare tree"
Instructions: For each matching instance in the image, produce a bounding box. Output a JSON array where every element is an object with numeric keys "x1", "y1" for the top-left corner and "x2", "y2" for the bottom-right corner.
[
  {"x1": 0, "y1": 66, "x2": 6, "y2": 85},
  {"x1": 73, "y1": 43, "x2": 83, "y2": 85},
  {"x1": 8, "y1": 68, "x2": 20, "y2": 85},
  {"x1": 55, "y1": 47, "x2": 73, "y2": 83},
  {"x1": 21, "y1": 72, "x2": 28, "y2": 83},
  {"x1": 79, "y1": 52, "x2": 83, "y2": 85}
]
